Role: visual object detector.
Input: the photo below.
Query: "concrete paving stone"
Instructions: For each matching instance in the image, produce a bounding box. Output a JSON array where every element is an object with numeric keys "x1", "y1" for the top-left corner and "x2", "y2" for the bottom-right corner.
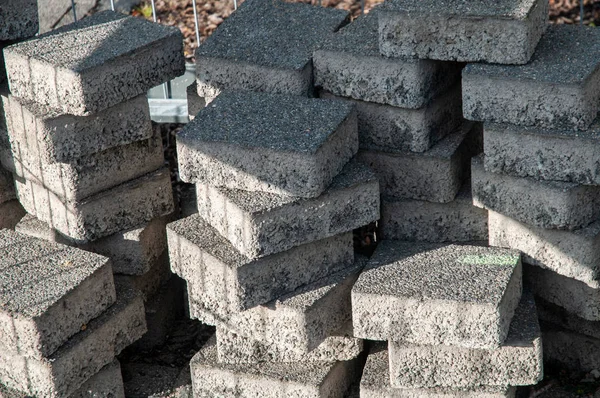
[
  {"x1": 524, "y1": 263, "x2": 600, "y2": 321},
  {"x1": 3, "y1": 94, "x2": 153, "y2": 163},
  {"x1": 0, "y1": 166, "x2": 15, "y2": 204},
  {"x1": 357, "y1": 121, "x2": 482, "y2": 203},
  {"x1": 313, "y1": 11, "x2": 461, "y2": 109},
  {"x1": 463, "y1": 25, "x2": 600, "y2": 130},
  {"x1": 541, "y1": 324, "x2": 600, "y2": 373},
  {"x1": 186, "y1": 82, "x2": 205, "y2": 121},
  {"x1": 319, "y1": 87, "x2": 463, "y2": 153},
  {"x1": 118, "y1": 251, "x2": 172, "y2": 301},
  {"x1": 0, "y1": 229, "x2": 115, "y2": 360},
  {"x1": 4, "y1": 11, "x2": 184, "y2": 116},
  {"x1": 472, "y1": 156, "x2": 600, "y2": 230},
  {"x1": 0, "y1": 279, "x2": 146, "y2": 398},
  {"x1": 488, "y1": 210, "x2": 600, "y2": 287},
  {"x1": 121, "y1": 362, "x2": 183, "y2": 398},
  {"x1": 381, "y1": 181, "x2": 488, "y2": 243},
  {"x1": 16, "y1": 167, "x2": 174, "y2": 242},
  {"x1": 177, "y1": 183, "x2": 198, "y2": 218},
  {"x1": 536, "y1": 297, "x2": 600, "y2": 341},
  {"x1": 190, "y1": 336, "x2": 361, "y2": 398},
  {"x1": 196, "y1": 159, "x2": 379, "y2": 259},
  {"x1": 195, "y1": 0, "x2": 348, "y2": 101},
  {"x1": 0, "y1": 0, "x2": 39, "y2": 40},
  {"x1": 484, "y1": 119, "x2": 600, "y2": 185},
  {"x1": 167, "y1": 213, "x2": 354, "y2": 323},
  {"x1": 360, "y1": 345, "x2": 517, "y2": 398},
  {"x1": 177, "y1": 90, "x2": 358, "y2": 199},
  {"x1": 0, "y1": 200, "x2": 25, "y2": 229},
  {"x1": 70, "y1": 360, "x2": 125, "y2": 398},
  {"x1": 351, "y1": 241, "x2": 522, "y2": 348},
  {"x1": 378, "y1": 0, "x2": 547, "y2": 64}
]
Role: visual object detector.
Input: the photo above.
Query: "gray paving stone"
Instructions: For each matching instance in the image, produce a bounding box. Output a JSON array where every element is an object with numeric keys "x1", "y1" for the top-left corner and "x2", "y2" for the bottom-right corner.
[
  {"x1": 177, "y1": 183, "x2": 198, "y2": 218},
  {"x1": 177, "y1": 90, "x2": 358, "y2": 198},
  {"x1": 0, "y1": 166, "x2": 15, "y2": 204},
  {"x1": 196, "y1": 159, "x2": 379, "y2": 259},
  {"x1": 388, "y1": 292, "x2": 542, "y2": 389},
  {"x1": 489, "y1": 210, "x2": 600, "y2": 287},
  {"x1": 381, "y1": 182, "x2": 488, "y2": 243},
  {"x1": 167, "y1": 213, "x2": 354, "y2": 323},
  {"x1": 473, "y1": 156, "x2": 600, "y2": 230},
  {"x1": 463, "y1": 25, "x2": 600, "y2": 130},
  {"x1": 195, "y1": 0, "x2": 348, "y2": 101},
  {"x1": 15, "y1": 167, "x2": 174, "y2": 242},
  {"x1": 0, "y1": 200, "x2": 25, "y2": 229},
  {"x1": 351, "y1": 241, "x2": 522, "y2": 348},
  {"x1": 319, "y1": 87, "x2": 463, "y2": 153},
  {"x1": 536, "y1": 297, "x2": 600, "y2": 341},
  {"x1": 118, "y1": 251, "x2": 172, "y2": 301},
  {"x1": 70, "y1": 360, "x2": 125, "y2": 398},
  {"x1": 378, "y1": 0, "x2": 547, "y2": 64},
  {"x1": 484, "y1": 119, "x2": 600, "y2": 185},
  {"x1": 4, "y1": 11, "x2": 184, "y2": 116},
  {"x1": 3, "y1": 94, "x2": 153, "y2": 163},
  {"x1": 360, "y1": 345, "x2": 517, "y2": 398},
  {"x1": 313, "y1": 12, "x2": 461, "y2": 109},
  {"x1": 0, "y1": 0, "x2": 39, "y2": 40},
  {"x1": 186, "y1": 82, "x2": 205, "y2": 121},
  {"x1": 0, "y1": 280, "x2": 146, "y2": 398},
  {"x1": 0, "y1": 229, "x2": 115, "y2": 360},
  {"x1": 541, "y1": 325, "x2": 600, "y2": 373},
  {"x1": 190, "y1": 336, "x2": 361, "y2": 398},
  {"x1": 357, "y1": 122, "x2": 481, "y2": 203}
]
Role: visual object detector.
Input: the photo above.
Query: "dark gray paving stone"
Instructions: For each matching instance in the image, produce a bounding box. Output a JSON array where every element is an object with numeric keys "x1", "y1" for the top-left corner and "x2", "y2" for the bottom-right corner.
[
  {"x1": 70, "y1": 360, "x2": 125, "y2": 398},
  {"x1": 541, "y1": 324, "x2": 600, "y2": 374},
  {"x1": 0, "y1": 0, "x2": 39, "y2": 40},
  {"x1": 536, "y1": 297, "x2": 600, "y2": 341}
]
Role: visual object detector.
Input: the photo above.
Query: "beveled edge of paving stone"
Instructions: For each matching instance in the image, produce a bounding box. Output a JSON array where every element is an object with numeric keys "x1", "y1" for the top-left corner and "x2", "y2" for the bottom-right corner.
[{"x1": 377, "y1": 0, "x2": 540, "y2": 20}]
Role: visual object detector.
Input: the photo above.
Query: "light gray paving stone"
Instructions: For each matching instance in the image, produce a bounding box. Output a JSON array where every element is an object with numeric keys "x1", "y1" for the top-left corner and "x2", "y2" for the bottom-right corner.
[
  {"x1": 0, "y1": 229, "x2": 116, "y2": 360},
  {"x1": 4, "y1": 11, "x2": 184, "y2": 116},
  {"x1": 196, "y1": 159, "x2": 379, "y2": 259},
  {"x1": 488, "y1": 210, "x2": 600, "y2": 287},
  {"x1": 360, "y1": 345, "x2": 517, "y2": 398},
  {"x1": 177, "y1": 90, "x2": 358, "y2": 198},
  {"x1": 15, "y1": 167, "x2": 174, "y2": 242},
  {"x1": 381, "y1": 182, "x2": 488, "y2": 243},
  {"x1": 388, "y1": 291, "x2": 542, "y2": 389},
  {"x1": 0, "y1": 0, "x2": 39, "y2": 40},
  {"x1": 463, "y1": 25, "x2": 600, "y2": 130},
  {"x1": 536, "y1": 297, "x2": 600, "y2": 341},
  {"x1": 484, "y1": 119, "x2": 600, "y2": 185},
  {"x1": 472, "y1": 156, "x2": 600, "y2": 230},
  {"x1": 541, "y1": 324, "x2": 600, "y2": 373},
  {"x1": 186, "y1": 82, "x2": 205, "y2": 121},
  {"x1": 357, "y1": 122, "x2": 481, "y2": 203},
  {"x1": 313, "y1": 11, "x2": 461, "y2": 109},
  {"x1": 0, "y1": 280, "x2": 146, "y2": 398},
  {"x1": 0, "y1": 200, "x2": 25, "y2": 230},
  {"x1": 190, "y1": 336, "x2": 361, "y2": 398},
  {"x1": 167, "y1": 213, "x2": 354, "y2": 323},
  {"x1": 378, "y1": 0, "x2": 547, "y2": 64},
  {"x1": 3, "y1": 94, "x2": 153, "y2": 163},
  {"x1": 351, "y1": 241, "x2": 522, "y2": 349},
  {"x1": 70, "y1": 360, "x2": 125, "y2": 398},
  {"x1": 319, "y1": 87, "x2": 463, "y2": 153},
  {"x1": 195, "y1": 0, "x2": 348, "y2": 102}
]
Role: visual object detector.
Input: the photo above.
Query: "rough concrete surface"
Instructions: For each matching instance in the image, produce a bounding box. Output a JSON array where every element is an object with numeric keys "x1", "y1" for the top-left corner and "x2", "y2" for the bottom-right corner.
[
  {"x1": 536, "y1": 297, "x2": 600, "y2": 341},
  {"x1": 196, "y1": 159, "x2": 379, "y2": 259},
  {"x1": 186, "y1": 82, "x2": 206, "y2": 120},
  {"x1": 177, "y1": 90, "x2": 358, "y2": 198},
  {"x1": 70, "y1": 360, "x2": 125, "y2": 398},
  {"x1": 4, "y1": 11, "x2": 184, "y2": 116},
  {"x1": 542, "y1": 324, "x2": 600, "y2": 373},
  {"x1": 463, "y1": 25, "x2": 600, "y2": 130},
  {"x1": 0, "y1": 0, "x2": 39, "y2": 40},
  {"x1": 117, "y1": 251, "x2": 172, "y2": 301},
  {"x1": 352, "y1": 241, "x2": 522, "y2": 349},
  {"x1": 472, "y1": 156, "x2": 600, "y2": 230}
]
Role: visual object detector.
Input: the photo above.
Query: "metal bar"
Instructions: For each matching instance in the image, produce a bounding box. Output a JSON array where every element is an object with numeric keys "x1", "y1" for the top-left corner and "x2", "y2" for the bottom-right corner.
[
  {"x1": 150, "y1": 0, "x2": 158, "y2": 22},
  {"x1": 71, "y1": 0, "x2": 78, "y2": 21},
  {"x1": 234, "y1": 0, "x2": 238, "y2": 10},
  {"x1": 318, "y1": 0, "x2": 322, "y2": 6},
  {"x1": 110, "y1": 0, "x2": 115, "y2": 11},
  {"x1": 150, "y1": 0, "x2": 169, "y2": 99},
  {"x1": 192, "y1": 0, "x2": 201, "y2": 46},
  {"x1": 361, "y1": 0, "x2": 365, "y2": 14},
  {"x1": 580, "y1": 0, "x2": 585, "y2": 25}
]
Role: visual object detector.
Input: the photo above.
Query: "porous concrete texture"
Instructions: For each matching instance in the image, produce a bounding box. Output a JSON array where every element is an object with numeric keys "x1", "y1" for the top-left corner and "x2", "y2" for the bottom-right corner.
[
  {"x1": 378, "y1": 0, "x2": 547, "y2": 64},
  {"x1": 352, "y1": 241, "x2": 522, "y2": 348},
  {"x1": 0, "y1": 229, "x2": 115, "y2": 360},
  {"x1": 536, "y1": 297, "x2": 600, "y2": 341},
  {"x1": 313, "y1": 12, "x2": 461, "y2": 110},
  {"x1": 190, "y1": 337, "x2": 360, "y2": 398},
  {"x1": 3, "y1": 94, "x2": 153, "y2": 163},
  {"x1": 0, "y1": 200, "x2": 26, "y2": 229},
  {"x1": 196, "y1": 159, "x2": 379, "y2": 259},
  {"x1": 70, "y1": 360, "x2": 125, "y2": 398},
  {"x1": 118, "y1": 251, "x2": 172, "y2": 301},
  {"x1": 0, "y1": 281, "x2": 146, "y2": 398},
  {"x1": 186, "y1": 82, "x2": 205, "y2": 121},
  {"x1": 0, "y1": 0, "x2": 39, "y2": 40},
  {"x1": 360, "y1": 345, "x2": 517, "y2": 398},
  {"x1": 195, "y1": 0, "x2": 348, "y2": 101},
  {"x1": 488, "y1": 210, "x2": 600, "y2": 286},
  {"x1": 357, "y1": 122, "x2": 481, "y2": 203},
  {"x1": 177, "y1": 90, "x2": 358, "y2": 199},
  {"x1": 541, "y1": 325, "x2": 600, "y2": 373},
  {"x1": 484, "y1": 120, "x2": 600, "y2": 185},
  {"x1": 4, "y1": 11, "x2": 184, "y2": 116},
  {"x1": 15, "y1": 167, "x2": 174, "y2": 242},
  {"x1": 472, "y1": 156, "x2": 600, "y2": 230},
  {"x1": 319, "y1": 87, "x2": 463, "y2": 153},
  {"x1": 381, "y1": 182, "x2": 488, "y2": 243},
  {"x1": 524, "y1": 264, "x2": 600, "y2": 321},
  {"x1": 463, "y1": 25, "x2": 600, "y2": 130},
  {"x1": 167, "y1": 213, "x2": 354, "y2": 323},
  {"x1": 388, "y1": 292, "x2": 542, "y2": 389}
]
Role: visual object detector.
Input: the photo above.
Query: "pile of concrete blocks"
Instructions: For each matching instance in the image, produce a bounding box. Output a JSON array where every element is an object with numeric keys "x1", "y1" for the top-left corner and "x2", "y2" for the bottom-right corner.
[
  {"x1": 0, "y1": 229, "x2": 147, "y2": 397},
  {"x1": 1, "y1": 10, "x2": 186, "y2": 353}
]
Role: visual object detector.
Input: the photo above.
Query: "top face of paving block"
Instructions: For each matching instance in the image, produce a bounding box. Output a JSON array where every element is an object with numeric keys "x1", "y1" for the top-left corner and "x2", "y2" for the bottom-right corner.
[
  {"x1": 0, "y1": 0, "x2": 39, "y2": 40},
  {"x1": 380, "y1": 0, "x2": 539, "y2": 19}
]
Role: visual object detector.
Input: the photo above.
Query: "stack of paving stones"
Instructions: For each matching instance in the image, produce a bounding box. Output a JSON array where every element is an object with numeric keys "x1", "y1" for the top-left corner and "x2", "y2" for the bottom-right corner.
[
  {"x1": 1, "y1": 10, "x2": 186, "y2": 351},
  {"x1": 0, "y1": 229, "x2": 147, "y2": 397}
]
